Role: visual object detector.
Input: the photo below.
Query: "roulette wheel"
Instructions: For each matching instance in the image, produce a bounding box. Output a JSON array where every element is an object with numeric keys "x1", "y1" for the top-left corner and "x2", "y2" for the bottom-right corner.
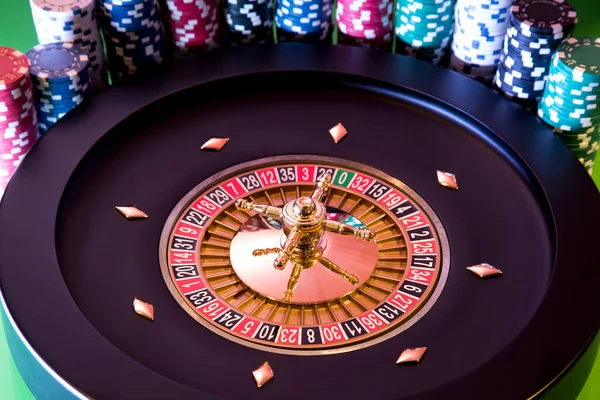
[{"x1": 0, "y1": 43, "x2": 599, "y2": 399}]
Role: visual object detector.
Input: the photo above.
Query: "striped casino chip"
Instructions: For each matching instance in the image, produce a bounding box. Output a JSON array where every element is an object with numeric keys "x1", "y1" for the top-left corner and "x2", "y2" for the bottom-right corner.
[
  {"x1": 538, "y1": 37, "x2": 600, "y2": 175},
  {"x1": 450, "y1": 0, "x2": 511, "y2": 82},
  {"x1": 394, "y1": 0, "x2": 457, "y2": 65},
  {"x1": 26, "y1": 42, "x2": 91, "y2": 135},
  {"x1": 336, "y1": 0, "x2": 393, "y2": 50},
  {"x1": 0, "y1": 47, "x2": 38, "y2": 197},
  {"x1": 29, "y1": 0, "x2": 107, "y2": 91},
  {"x1": 165, "y1": 0, "x2": 220, "y2": 51},
  {"x1": 275, "y1": 0, "x2": 333, "y2": 43},
  {"x1": 224, "y1": 0, "x2": 273, "y2": 46},
  {"x1": 494, "y1": 0, "x2": 577, "y2": 109},
  {"x1": 97, "y1": 0, "x2": 167, "y2": 78}
]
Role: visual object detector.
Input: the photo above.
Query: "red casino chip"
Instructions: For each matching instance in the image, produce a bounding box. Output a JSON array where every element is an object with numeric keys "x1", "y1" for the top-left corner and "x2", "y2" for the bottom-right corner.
[
  {"x1": 0, "y1": 103, "x2": 35, "y2": 123},
  {"x1": 0, "y1": 89, "x2": 34, "y2": 111},
  {"x1": 336, "y1": 0, "x2": 393, "y2": 49},
  {"x1": 0, "y1": 47, "x2": 30, "y2": 91},
  {"x1": 0, "y1": 123, "x2": 37, "y2": 150},
  {"x1": 166, "y1": 0, "x2": 220, "y2": 51},
  {"x1": 0, "y1": 83, "x2": 33, "y2": 104},
  {"x1": 0, "y1": 47, "x2": 38, "y2": 195},
  {"x1": 0, "y1": 96, "x2": 37, "y2": 128}
]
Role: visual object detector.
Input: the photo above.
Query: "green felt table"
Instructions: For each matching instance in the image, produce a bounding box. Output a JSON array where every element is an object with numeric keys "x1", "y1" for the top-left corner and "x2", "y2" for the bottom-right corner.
[{"x1": 0, "y1": 0, "x2": 598, "y2": 399}]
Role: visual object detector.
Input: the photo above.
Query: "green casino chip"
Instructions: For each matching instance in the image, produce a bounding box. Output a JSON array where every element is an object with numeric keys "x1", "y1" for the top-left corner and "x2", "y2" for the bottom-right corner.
[
  {"x1": 578, "y1": 158, "x2": 596, "y2": 173},
  {"x1": 574, "y1": 156, "x2": 597, "y2": 169},
  {"x1": 397, "y1": 30, "x2": 452, "y2": 48},
  {"x1": 397, "y1": 15, "x2": 455, "y2": 35},
  {"x1": 575, "y1": 153, "x2": 599, "y2": 165},
  {"x1": 581, "y1": 157, "x2": 596, "y2": 166},
  {"x1": 404, "y1": 0, "x2": 454, "y2": 7},
  {"x1": 405, "y1": 0, "x2": 453, "y2": 4},
  {"x1": 554, "y1": 37, "x2": 600, "y2": 82},
  {"x1": 551, "y1": 61, "x2": 600, "y2": 86},
  {"x1": 543, "y1": 101, "x2": 600, "y2": 122},
  {"x1": 570, "y1": 145, "x2": 599, "y2": 159},
  {"x1": 397, "y1": 4, "x2": 454, "y2": 20},
  {"x1": 546, "y1": 75, "x2": 600, "y2": 96},
  {"x1": 397, "y1": 27, "x2": 454, "y2": 44},
  {"x1": 559, "y1": 134, "x2": 600, "y2": 147},
  {"x1": 577, "y1": 152, "x2": 597, "y2": 163},
  {"x1": 396, "y1": 22, "x2": 455, "y2": 37},
  {"x1": 403, "y1": 1, "x2": 454, "y2": 14},
  {"x1": 544, "y1": 92, "x2": 599, "y2": 113},
  {"x1": 556, "y1": 130, "x2": 599, "y2": 141},
  {"x1": 560, "y1": 130, "x2": 599, "y2": 142},
  {"x1": 565, "y1": 139, "x2": 599, "y2": 150},
  {"x1": 552, "y1": 55, "x2": 600, "y2": 81},
  {"x1": 395, "y1": 0, "x2": 456, "y2": 63},
  {"x1": 542, "y1": 100, "x2": 600, "y2": 122},
  {"x1": 547, "y1": 73, "x2": 600, "y2": 98},
  {"x1": 552, "y1": 124, "x2": 598, "y2": 138},
  {"x1": 539, "y1": 103, "x2": 600, "y2": 131},
  {"x1": 543, "y1": 91, "x2": 599, "y2": 113}
]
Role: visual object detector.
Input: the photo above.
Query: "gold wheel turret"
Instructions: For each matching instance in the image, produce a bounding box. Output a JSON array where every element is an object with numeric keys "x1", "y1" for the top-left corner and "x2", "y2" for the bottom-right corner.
[{"x1": 235, "y1": 173, "x2": 375, "y2": 301}]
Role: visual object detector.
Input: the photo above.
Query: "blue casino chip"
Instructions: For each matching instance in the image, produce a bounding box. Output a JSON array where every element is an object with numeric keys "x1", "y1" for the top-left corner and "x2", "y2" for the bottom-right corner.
[
  {"x1": 36, "y1": 107, "x2": 68, "y2": 135},
  {"x1": 494, "y1": 0, "x2": 578, "y2": 102},
  {"x1": 275, "y1": 0, "x2": 332, "y2": 40},
  {"x1": 99, "y1": 0, "x2": 158, "y2": 31},
  {"x1": 35, "y1": 81, "x2": 90, "y2": 101},
  {"x1": 30, "y1": 0, "x2": 107, "y2": 90},
  {"x1": 25, "y1": 42, "x2": 92, "y2": 134},
  {"x1": 26, "y1": 42, "x2": 89, "y2": 82},
  {"x1": 33, "y1": 71, "x2": 90, "y2": 91},
  {"x1": 36, "y1": 84, "x2": 90, "y2": 104},
  {"x1": 97, "y1": 0, "x2": 166, "y2": 78}
]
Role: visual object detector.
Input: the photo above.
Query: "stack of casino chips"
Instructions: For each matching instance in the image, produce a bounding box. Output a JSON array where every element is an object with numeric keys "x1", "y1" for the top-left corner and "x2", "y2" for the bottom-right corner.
[
  {"x1": 494, "y1": 0, "x2": 577, "y2": 109},
  {"x1": 450, "y1": 0, "x2": 511, "y2": 83},
  {"x1": 224, "y1": 0, "x2": 273, "y2": 46},
  {"x1": 26, "y1": 43, "x2": 91, "y2": 135},
  {"x1": 97, "y1": 0, "x2": 166, "y2": 78},
  {"x1": 336, "y1": 0, "x2": 393, "y2": 50},
  {"x1": 165, "y1": 0, "x2": 220, "y2": 51},
  {"x1": 394, "y1": 0, "x2": 456, "y2": 65},
  {"x1": 0, "y1": 47, "x2": 38, "y2": 199},
  {"x1": 538, "y1": 37, "x2": 600, "y2": 175},
  {"x1": 275, "y1": 0, "x2": 333, "y2": 43},
  {"x1": 29, "y1": 0, "x2": 107, "y2": 91}
]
